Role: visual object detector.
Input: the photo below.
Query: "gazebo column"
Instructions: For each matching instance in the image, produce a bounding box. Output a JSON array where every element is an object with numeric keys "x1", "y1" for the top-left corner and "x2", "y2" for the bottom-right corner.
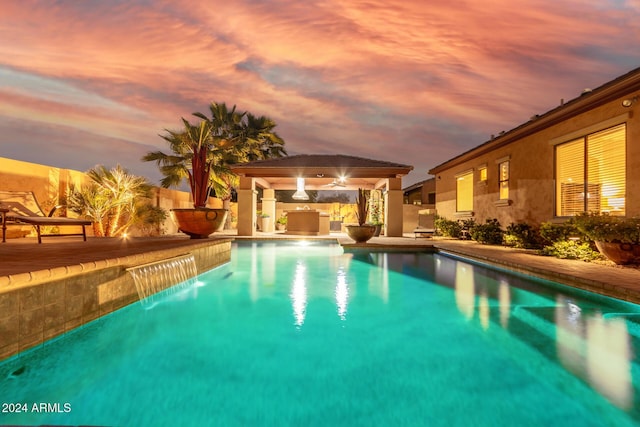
[
  {"x1": 384, "y1": 178, "x2": 404, "y2": 237},
  {"x1": 261, "y1": 188, "x2": 276, "y2": 233},
  {"x1": 238, "y1": 176, "x2": 257, "y2": 236}
]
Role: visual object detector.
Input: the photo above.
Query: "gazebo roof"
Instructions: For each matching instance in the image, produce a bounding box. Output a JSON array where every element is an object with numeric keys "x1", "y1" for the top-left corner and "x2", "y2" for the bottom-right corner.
[{"x1": 230, "y1": 154, "x2": 413, "y2": 190}]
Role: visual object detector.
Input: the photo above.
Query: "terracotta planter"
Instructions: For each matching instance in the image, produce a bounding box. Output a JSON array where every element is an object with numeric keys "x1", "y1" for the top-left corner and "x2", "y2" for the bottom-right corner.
[
  {"x1": 171, "y1": 208, "x2": 228, "y2": 239},
  {"x1": 345, "y1": 225, "x2": 376, "y2": 243},
  {"x1": 595, "y1": 241, "x2": 640, "y2": 265}
]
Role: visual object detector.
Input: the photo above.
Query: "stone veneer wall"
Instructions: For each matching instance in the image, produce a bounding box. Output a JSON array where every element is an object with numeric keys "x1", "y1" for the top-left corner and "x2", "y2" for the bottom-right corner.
[{"x1": 0, "y1": 240, "x2": 231, "y2": 361}]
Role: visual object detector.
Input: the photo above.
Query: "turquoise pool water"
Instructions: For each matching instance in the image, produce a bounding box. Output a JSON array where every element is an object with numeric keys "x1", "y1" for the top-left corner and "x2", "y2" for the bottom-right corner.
[{"x1": 1, "y1": 240, "x2": 640, "y2": 426}]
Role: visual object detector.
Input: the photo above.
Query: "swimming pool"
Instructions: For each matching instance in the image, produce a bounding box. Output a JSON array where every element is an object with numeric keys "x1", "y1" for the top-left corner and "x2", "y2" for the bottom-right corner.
[{"x1": 1, "y1": 240, "x2": 639, "y2": 426}]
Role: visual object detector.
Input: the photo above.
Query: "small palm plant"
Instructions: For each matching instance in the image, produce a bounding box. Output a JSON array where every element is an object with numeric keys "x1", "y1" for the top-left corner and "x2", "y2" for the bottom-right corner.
[{"x1": 68, "y1": 165, "x2": 152, "y2": 237}]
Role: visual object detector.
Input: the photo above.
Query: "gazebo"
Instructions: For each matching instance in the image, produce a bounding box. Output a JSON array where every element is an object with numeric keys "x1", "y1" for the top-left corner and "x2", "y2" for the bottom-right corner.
[{"x1": 229, "y1": 154, "x2": 413, "y2": 236}]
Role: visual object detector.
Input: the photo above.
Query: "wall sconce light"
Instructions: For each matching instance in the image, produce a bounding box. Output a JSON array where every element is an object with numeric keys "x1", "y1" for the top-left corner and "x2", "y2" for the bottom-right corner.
[
  {"x1": 622, "y1": 96, "x2": 638, "y2": 108},
  {"x1": 292, "y1": 177, "x2": 309, "y2": 200}
]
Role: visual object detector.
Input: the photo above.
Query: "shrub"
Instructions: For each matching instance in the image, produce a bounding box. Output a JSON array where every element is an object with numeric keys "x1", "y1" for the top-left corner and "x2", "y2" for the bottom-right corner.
[
  {"x1": 572, "y1": 212, "x2": 640, "y2": 244},
  {"x1": 470, "y1": 218, "x2": 504, "y2": 245},
  {"x1": 459, "y1": 218, "x2": 476, "y2": 239},
  {"x1": 434, "y1": 215, "x2": 461, "y2": 238},
  {"x1": 504, "y1": 222, "x2": 543, "y2": 249},
  {"x1": 68, "y1": 165, "x2": 152, "y2": 237},
  {"x1": 136, "y1": 204, "x2": 168, "y2": 236},
  {"x1": 540, "y1": 240, "x2": 603, "y2": 261},
  {"x1": 539, "y1": 221, "x2": 582, "y2": 244}
]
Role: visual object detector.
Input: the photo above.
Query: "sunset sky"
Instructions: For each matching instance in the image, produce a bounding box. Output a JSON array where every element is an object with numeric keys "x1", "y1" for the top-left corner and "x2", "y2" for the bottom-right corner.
[{"x1": 1, "y1": 1, "x2": 639, "y2": 186}]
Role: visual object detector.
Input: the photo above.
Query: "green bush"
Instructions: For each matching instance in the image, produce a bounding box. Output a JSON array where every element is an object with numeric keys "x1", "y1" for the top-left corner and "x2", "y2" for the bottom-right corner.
[
  {"x1": 459, "y1": 218, "x2": 476, "y2": 239},
  {"x1": 434, "y1": 215, "x2": 461, "y2": 238},
  {"x1": 470, "y1": 218, "x2": 504, "y2": 245},
  {"x1": 539, "y1": 221, "x2": 582, "y2": 244},
  {"x1": 136, "y1": 204, "x2": 168, "y2": 236},
  {"x1": 504, "y1": 222, "x2": 543, "y2": 249},
  {"x1": 539, "y1": 240, "x2": 603, "y2": 261},
  {"x1": 572, "y1": 212, "x2": 640, "y2": 244}
]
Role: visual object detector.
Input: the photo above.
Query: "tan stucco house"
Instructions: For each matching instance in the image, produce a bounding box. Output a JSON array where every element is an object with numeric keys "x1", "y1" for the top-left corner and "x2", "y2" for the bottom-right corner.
[
  {"x1": 403, "y1": 178, "x2": 436, "y2": 205},
  {"x1": 429, "y1": 67, "x2": 640, "y2": 226}
]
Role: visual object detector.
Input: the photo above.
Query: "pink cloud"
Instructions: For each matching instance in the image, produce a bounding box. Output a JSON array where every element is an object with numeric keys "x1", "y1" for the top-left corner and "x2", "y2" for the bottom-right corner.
[{"x1": 0, "y1": 0, "x2": 638, "y2": 185}]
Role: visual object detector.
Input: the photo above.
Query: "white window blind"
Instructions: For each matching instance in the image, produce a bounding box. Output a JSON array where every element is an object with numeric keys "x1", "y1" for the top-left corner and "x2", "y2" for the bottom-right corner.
[
  {"x1": 456, "y1": 171, "x2": 473, "y2": 212},
  {"x1": 587, "y1": 124, "x2": 626, "y2": 215},
  {"x1": 556, "y1": 139, "x2": 585, "y2": 216},
  {"x1": 478, "y1": 166, "x2": 487, "y2": 181},
  {"x1": 499, "y1": 161, "x2": 509, "y2": 200},
  {"x1": 555, "y1": 124, "x2": 625, "y2": 216}
]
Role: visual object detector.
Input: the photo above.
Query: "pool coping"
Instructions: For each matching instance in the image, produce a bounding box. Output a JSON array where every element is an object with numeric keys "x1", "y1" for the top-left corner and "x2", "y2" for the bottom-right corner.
[{"x1": 432, "y1": 240, "x2": 640, "y2": 305}]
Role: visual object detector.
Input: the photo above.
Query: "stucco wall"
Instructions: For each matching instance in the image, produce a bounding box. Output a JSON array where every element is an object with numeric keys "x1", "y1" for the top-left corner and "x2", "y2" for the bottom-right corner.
[{"x1": 433, "y1": 92, "x2": 640, "y2": 225}]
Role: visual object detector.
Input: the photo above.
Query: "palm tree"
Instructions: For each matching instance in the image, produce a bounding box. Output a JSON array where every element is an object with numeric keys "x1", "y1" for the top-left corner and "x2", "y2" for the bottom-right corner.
[
  {"x1": 69, "y1": 165, "x2": 152, "y2": 236},
  {"x1": 241, "y1": 113, "x2": 287, "y2": 161},
  {"x1": 144, "y1": 102, "x2": 287, "y2": 226},
  {"x1": 68, "y1": 183, "x2": 112, "y2": 237},
  {"x1": 193, "y1": 103, "x2": 287, "y2": 227},
  {"x1": 193, "y1": 103, "x2": 287, "y2": 196},
  {"x1": 143, "y1": 119, "x2": 217, "y2": 208}
]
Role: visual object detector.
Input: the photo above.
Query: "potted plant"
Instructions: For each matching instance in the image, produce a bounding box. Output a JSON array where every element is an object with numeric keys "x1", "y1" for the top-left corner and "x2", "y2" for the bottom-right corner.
[
  {"x1": 369, "y1": 191, "x2": 384, "y2": 236},
  {"x1": 276, "y1": 215, "x2": 287, "y2": 231},
  {"x1": 573, "y1": 212, "x2": 640, "y2": 264},
  {"x1": 142, "y1": 118, "x2": 229, "y2": 239},
  {"x1": 257, "y1": 211, "x2": 271, "y2": 232},
  {"x1": 345, "y1": 188, "x2": 376, "y2": 243}
]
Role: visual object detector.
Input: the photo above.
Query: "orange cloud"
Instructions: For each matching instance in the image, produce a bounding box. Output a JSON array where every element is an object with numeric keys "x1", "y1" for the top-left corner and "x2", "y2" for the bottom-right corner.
[{"x1": 0, "y1": 0, "x2": 638, "y2": 184}]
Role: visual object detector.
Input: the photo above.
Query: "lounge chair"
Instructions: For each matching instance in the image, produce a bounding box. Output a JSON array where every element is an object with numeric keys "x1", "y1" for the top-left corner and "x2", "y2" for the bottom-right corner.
[
  {"x1": 0, "y1": 190, "x2": 92, "y2": 243},
  {"x1": 414, "y1": 228, "x2": 435, "y2": 239},
  {"x1": 413, "y1": 210, "x2": 436, "y2": 239}
]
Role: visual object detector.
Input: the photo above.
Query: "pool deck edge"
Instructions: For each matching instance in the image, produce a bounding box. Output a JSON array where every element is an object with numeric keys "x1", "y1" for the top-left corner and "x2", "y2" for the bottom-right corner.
[{"x1": 433, "y1": 240, "x2": 640, "y2": 305}]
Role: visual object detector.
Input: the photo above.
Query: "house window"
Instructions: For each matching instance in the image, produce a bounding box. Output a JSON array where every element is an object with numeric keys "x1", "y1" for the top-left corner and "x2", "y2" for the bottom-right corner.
[
  {"x1": 478, "y1": 166, "x2": 487, "y2": 182},
  {"x1": 456, "y1": 170, "x2": 474, "y2": 212},
  {"x1": 555, "y1": 123, "x2": 626, "y2": 216},
  {"x1": 427, "y1": 192, "x2": 436, "y2": 205},
  {"x1": 498, "y1": 161, "x2": 509, "y2": 200}
]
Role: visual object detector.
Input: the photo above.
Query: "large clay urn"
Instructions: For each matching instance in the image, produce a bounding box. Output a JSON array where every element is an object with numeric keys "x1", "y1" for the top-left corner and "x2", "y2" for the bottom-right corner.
[
  {"x1": 594, "y1": 241, "x2": 640, "y2": 265},
  {"x1": 345, "y1": 224, "x2": 376, "y2": 243},
  {"x1": 171, "y1": 208, "x2": 228, "y2": 239}
]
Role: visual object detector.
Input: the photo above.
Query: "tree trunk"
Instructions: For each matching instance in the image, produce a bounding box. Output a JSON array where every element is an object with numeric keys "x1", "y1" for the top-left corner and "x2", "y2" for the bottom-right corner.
[
  {"x1": 108, "y1": 206, "x2": 122, "y2": 237},
  {"x1": 92, "y1": 221, "x2": 104, "y2": 237}
]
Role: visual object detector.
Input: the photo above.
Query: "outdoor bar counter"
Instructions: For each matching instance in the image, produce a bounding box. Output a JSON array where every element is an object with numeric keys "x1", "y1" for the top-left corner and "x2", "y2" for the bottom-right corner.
[{"x1": 285, "y1": 209, "x2": 330, "y2": 235}]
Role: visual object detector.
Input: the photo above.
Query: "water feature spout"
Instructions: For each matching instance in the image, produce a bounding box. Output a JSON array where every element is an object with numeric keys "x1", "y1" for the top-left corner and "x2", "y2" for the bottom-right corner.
[{"x1": 127, "y1": 254, "x2": 199, "y2": 309}]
